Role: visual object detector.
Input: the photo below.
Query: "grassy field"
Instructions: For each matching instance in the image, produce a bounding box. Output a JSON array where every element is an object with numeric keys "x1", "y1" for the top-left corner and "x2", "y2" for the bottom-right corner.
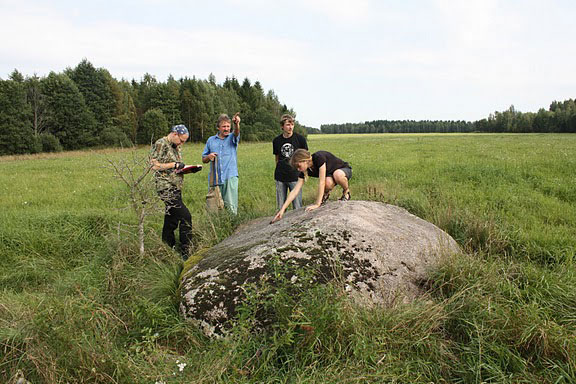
[{"x1": 1, "y1": 133, "x2": 575, "y2": 383}]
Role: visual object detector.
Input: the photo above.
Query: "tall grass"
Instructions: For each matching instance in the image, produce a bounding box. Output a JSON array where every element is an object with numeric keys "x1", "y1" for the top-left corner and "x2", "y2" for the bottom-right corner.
[{"x1": 1, "y1": 134, "x2": 575, "y2": 383}]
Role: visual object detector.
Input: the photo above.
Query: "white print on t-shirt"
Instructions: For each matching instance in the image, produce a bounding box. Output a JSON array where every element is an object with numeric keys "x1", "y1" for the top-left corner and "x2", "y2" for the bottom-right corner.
[{"x1": 281, "y1": 143, "x2": 294, "y2": 159}]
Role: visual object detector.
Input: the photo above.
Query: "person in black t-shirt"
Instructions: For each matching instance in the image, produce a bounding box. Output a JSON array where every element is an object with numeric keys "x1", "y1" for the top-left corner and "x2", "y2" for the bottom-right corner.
[
  {"x1": 272, "y1": 114, "x2": 308, "y2": 210},
  {"x1": 271, "y1": 149, "x2": 352, "y2": 223}
]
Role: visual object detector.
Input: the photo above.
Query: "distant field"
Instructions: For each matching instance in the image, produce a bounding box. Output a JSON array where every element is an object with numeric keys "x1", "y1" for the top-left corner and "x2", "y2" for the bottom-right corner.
[{"x1": 1, "y1": 133, "x2": 575, "y2": 383}]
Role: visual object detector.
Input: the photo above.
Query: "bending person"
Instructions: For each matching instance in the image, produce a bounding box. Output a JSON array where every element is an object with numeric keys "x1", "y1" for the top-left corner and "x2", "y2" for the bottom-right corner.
[{"x1": 271, "y1": 149, "x2": 351, "y2": 223}]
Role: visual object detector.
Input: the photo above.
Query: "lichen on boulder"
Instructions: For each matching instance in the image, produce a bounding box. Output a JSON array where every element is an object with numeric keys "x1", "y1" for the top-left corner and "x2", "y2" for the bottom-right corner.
[{"x1": 179, "y1": 200, "x2": 460, "y2": 336}]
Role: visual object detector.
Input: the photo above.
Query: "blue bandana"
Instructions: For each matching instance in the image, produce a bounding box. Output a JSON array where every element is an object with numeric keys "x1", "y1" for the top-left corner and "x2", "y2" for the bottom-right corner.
[{"x1": 171, "y1": 124, "x2": 189, "y2": 136}]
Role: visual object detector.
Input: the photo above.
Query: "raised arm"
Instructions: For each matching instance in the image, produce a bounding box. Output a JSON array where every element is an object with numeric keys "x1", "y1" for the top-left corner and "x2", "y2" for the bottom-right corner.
[{"x1": 232, "y1": 112, "x2": 241, "y2": 137}]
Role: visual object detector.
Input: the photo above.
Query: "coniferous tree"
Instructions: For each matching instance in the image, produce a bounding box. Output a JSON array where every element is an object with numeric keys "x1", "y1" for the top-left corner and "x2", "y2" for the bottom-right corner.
[
  {"x1": 109, "y1": 80, "x2": 138, "y2": 144},
  {"x1": 66, "y1": 59, "x2": 116, "y2": 138},
  {"x1": 41, "y1": 72, "x2": 97, "y2": 149},
  {"x1": 148, "y1": 76, "x2": 180, "y2": 126},
  {"x1": 180, "y1": 82, "x2": 195, "y2": 138},
  {"x1": 138, "y1": 108, "x2": 168, "y2": 144},
  {"x1": 0, "y1": 77, "x2": 35, "y2": 155}
]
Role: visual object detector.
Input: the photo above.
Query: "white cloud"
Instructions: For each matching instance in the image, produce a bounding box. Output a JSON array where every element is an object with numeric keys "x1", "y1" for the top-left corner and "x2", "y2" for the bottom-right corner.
[
  {"x1": 225, "y1": 0, "x2": 374, "y2": 24},
  {"x1": 432, "y1": 0, "x2": 504, "y2": 44},
  {"x1": 0, "y1": 2, "x2": 313, "y2": 83},
  {"x1": 297, "y1": 0, "x2": 373, "y2": 23}
]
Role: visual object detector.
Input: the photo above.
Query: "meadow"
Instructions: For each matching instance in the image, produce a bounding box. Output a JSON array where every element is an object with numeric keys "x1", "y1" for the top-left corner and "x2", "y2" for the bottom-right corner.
[{"x1": 1, "y1": 133, "x2": 575, "y2": 383}]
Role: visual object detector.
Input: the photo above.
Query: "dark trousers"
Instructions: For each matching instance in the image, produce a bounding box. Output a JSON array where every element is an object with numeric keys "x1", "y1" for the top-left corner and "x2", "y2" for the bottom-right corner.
[{"x1": 159, "y1": 189, "x2": 193, "y2": 259}]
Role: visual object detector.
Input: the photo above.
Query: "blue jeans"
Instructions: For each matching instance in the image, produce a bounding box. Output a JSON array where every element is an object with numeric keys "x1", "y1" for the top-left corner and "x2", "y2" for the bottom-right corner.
[{"x1": 276, "y1": 180, "x2": 302, "y2": 210}]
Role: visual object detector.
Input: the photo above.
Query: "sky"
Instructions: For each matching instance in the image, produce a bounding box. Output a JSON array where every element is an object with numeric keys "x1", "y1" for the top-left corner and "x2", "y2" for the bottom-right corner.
[{"x1": 1, "y1": 0, "x2": 575, "y2": 128}]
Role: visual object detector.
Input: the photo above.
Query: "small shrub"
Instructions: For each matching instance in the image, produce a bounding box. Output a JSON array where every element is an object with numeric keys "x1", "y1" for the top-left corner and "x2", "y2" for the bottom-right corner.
[
  {"x1": 100, "y1": 126, "x2": 133, "y2": 147},
  {"x1": 39, "y1": 133, "x2": 63, "y2": 152}
]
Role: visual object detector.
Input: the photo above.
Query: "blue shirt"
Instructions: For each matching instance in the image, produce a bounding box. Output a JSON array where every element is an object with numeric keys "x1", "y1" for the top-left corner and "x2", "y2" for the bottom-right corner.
[{"x1": 202, "y1": 133, "x2": 240, "y2": 184}]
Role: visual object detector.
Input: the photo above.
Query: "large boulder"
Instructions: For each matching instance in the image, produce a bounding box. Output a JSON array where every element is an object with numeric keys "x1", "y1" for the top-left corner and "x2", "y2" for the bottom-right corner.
[{"x1": 180, "y1": 201, "x2": 460, "y2": 336}]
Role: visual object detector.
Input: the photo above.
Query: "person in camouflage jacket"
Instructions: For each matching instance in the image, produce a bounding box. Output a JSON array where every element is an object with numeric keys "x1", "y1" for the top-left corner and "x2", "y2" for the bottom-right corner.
[{"x1": 150, "y1": 124, "x2": 194, "y2": 260}]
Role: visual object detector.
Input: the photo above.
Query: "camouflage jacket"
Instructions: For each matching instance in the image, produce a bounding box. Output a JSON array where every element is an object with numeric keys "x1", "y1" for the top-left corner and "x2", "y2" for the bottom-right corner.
[{"x1": 150, "y1": 136, "x2": 184, "y2": 192}]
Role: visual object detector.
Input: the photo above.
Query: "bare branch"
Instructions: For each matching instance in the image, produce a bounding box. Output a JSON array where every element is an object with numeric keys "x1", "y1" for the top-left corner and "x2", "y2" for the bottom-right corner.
[{"x1": 105, "y1": 149, "x2": 165, "y2": 255}]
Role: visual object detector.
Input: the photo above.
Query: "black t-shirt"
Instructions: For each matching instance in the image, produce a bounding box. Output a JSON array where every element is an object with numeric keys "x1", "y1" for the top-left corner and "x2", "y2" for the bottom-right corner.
[
  {"x1": 299, "y1": 151, "x2": 350, "y2": 179},
  {"x1": 273, "y1": 133, "x2": 308, "y2": 182}
]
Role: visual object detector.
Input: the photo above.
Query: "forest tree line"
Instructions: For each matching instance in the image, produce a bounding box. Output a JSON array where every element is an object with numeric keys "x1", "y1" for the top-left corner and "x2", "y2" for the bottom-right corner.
[
  {"x1": 321, "y1": 120, "x2": 474, "y2": 134},
  {"x1": 320, "y1": 100, "x2": 576, "y2": 134},
  {"x1": 474, "y1": 102, "x2": 576, "y2": 133},
  {"x1": 2, "y1": 59, "x2": 575, "y2": 155},
  {"x1": 0, "y1": 59, "x2": 306, "y2": 155}
]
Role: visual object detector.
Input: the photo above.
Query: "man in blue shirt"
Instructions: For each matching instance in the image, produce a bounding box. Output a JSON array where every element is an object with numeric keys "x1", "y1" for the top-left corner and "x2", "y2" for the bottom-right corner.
[{"x1": 202, "y1": 113, "x2": 241, "y2": 214}]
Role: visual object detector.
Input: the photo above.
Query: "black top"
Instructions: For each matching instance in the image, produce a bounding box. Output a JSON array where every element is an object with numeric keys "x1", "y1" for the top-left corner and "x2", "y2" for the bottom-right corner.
[
  {"x1": 299, "y1": 151, "x2": 350, "y2": 179},
  {"x1": 273, "y1": 133, "x2": 308, "y2": 182}
]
